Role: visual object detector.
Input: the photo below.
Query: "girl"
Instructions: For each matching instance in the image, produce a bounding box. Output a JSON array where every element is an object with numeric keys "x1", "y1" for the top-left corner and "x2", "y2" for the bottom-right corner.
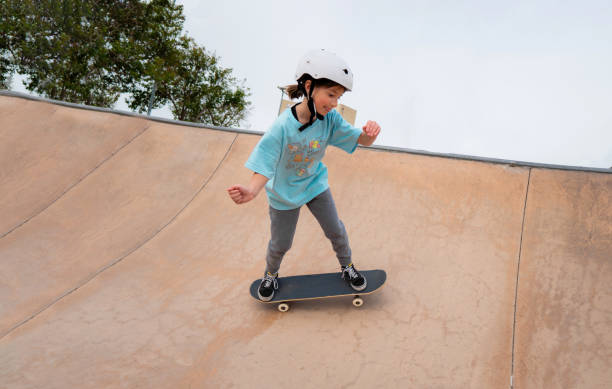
[{"x1": 227, "y1": 49, "x2": 381, "y2": 301}]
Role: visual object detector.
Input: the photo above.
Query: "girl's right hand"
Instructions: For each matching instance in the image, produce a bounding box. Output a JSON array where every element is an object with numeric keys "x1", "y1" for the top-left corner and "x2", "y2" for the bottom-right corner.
[{"x1": 227, "y1": 185, "x2": 255, "y2": 205}]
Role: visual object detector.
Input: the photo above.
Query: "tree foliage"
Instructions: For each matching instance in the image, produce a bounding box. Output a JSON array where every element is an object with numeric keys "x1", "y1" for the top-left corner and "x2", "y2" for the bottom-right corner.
[
  {"x1": 1, "y1": 0, "x2": 250, "y2": 126},
  {"x1": 2, "y1": 0, "x2": 181, "y2": 105},
  {"x1": 127, "y1": 37, "x2": 250, "y2": 127}
]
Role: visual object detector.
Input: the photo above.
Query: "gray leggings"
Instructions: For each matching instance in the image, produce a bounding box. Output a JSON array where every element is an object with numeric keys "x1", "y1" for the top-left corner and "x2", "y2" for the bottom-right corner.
[{"x1": 265, "y1": 189, "x2": 352, "y2": 275}]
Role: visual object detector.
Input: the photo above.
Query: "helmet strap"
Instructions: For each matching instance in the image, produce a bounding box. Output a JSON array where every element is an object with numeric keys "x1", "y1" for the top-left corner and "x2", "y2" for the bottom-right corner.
[{"x1": 298, "y1": 79, "x2": 324, "y2": 132}]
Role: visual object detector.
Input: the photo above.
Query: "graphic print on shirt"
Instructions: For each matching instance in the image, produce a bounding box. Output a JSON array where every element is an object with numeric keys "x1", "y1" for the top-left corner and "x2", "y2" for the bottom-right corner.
[{"x1": 286, "y1": 140, "x2": 324, "y2": 176}]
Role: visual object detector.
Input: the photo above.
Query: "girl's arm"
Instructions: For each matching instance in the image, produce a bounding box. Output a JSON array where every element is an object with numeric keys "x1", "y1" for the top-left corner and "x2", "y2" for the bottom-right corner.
[
  {"x1": 227, "y1": 173, "x2": 269, "y2": 204},
  {"x1": 358, "y1": 120, "x2": 381, "y2": 146}
]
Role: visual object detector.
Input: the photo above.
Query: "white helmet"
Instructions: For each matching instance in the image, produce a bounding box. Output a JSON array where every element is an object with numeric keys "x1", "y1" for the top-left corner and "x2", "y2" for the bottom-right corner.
[{"x1": 295, "y1": 49, "x2": 353, "y2": 91}]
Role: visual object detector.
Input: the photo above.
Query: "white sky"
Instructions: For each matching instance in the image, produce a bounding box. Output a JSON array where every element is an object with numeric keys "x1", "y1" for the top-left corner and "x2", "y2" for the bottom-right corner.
[{"x1": 13, "y1": 0, "x2": 612, "y2": 168}]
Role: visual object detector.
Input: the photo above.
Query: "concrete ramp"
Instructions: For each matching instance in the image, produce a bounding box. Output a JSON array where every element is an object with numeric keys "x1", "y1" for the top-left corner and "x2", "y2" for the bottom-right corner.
[{"x1": 0, "y1": 93, "x2": 610, "y2": 388}]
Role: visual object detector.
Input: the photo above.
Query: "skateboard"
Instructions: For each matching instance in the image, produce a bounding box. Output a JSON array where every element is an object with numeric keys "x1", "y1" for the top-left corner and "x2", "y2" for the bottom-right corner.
[{"x1": 249, "y1": 269, "x2": 386, "y2": 312}]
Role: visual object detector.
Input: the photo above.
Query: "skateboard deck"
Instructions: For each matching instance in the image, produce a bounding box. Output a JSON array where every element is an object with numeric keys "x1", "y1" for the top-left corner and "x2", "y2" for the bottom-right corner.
[{"x1": 249, "y1": 269, "x2": 386, "y2": 312}]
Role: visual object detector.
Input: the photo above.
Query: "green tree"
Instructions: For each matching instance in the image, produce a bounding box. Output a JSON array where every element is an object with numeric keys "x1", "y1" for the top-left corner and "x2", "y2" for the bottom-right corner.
[
  {"x1": 0, "y1": 0, "x2": 184, "y2": 106},
  {"x1": 0, "y1": 57, "x2": 13, "y2": 90},
  {"x1": 127, "y1": 37, "x2": 251, "y2": 127},
  {"x1": 0, "y1": 0, "x2": 22, "y2": 89},
  {"x1": 1, "y1": 0, "x2": 250, "y2": 126}
]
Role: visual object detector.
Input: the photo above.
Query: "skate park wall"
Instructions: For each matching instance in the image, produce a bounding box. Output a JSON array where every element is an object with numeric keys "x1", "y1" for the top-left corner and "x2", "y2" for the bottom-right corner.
[{"x1": 0, "y1": 91, "x2": 610, "y2": 388}]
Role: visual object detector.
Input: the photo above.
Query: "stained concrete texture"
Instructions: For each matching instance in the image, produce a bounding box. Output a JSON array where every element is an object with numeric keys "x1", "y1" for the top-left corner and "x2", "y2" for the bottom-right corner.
[{"x1": 0, "y1": 94, "x2": 610, "y2": 388}]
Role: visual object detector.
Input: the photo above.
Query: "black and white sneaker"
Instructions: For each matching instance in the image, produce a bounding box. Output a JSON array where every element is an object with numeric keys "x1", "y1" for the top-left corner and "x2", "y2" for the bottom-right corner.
[
  {"x1": 341, "y1": 264, "x2": 367, "y2": 291},
  {"x1": 258, "y1": 272, "x2": 279, "y2": 301}
]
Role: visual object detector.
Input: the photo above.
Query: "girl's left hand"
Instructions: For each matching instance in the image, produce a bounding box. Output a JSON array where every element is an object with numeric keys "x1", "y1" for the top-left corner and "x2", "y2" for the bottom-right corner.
[{"x1": 362, "y1": 120, "x2": 381, "y2": 138}]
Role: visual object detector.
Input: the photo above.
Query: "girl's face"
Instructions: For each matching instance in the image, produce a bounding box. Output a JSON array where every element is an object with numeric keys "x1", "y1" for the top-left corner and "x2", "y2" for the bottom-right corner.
[{"x1": 308, "y1": 83, "x2": 345, "y2": 116}]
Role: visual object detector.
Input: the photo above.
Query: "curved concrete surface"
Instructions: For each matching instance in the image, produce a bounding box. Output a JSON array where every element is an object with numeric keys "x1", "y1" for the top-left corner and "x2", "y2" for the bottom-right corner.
[
  {"x1": 0, "y1": 94, "x2": 610, "y2": 388},
  {"x1": 0, "y1": 96, "x2": 149, "y2": 237},
  {"x1": 515, "y1": 169, "x2": 611, "y2": 388}
]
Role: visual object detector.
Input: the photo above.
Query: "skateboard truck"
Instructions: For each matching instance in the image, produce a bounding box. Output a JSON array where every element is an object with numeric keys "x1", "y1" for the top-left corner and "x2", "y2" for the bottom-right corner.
[
  {"x1": 352, "y1": 296, "x2": 364, "y2": 307},
  {"x1": 276, "y1": 295, "x2": 364, "y2": 312}
]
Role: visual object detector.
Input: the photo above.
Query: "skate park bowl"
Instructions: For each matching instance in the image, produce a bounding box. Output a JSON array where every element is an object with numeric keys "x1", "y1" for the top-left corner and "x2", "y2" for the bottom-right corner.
[{"x1": 1, "y1": 91, "x2": 610, "y2": 388}]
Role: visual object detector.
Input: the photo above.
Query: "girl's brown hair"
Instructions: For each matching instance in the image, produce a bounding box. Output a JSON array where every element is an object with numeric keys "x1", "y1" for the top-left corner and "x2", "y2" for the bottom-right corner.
[{"x1": 285, "y1": 76, "x2": 345, "y2": 100}]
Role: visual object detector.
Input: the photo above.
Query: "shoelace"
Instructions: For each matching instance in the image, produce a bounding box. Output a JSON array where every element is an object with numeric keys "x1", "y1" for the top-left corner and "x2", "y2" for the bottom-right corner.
[
  {"x1": 263, "y1": 273, "x2": 278, "y2": 290},
  {"x1": 342, "y1": 266, "x2": 359, "y2": 280}
]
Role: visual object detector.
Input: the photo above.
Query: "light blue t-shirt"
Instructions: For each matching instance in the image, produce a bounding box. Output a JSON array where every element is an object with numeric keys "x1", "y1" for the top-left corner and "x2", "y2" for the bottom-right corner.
[{"x1": 245, "y1": 107, "x2": 362, "y2": 210}]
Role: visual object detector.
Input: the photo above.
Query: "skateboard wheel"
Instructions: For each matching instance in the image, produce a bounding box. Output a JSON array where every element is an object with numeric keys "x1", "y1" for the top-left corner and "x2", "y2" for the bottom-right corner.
[
  {"x1": 278, "y1": 303, "x2": 290, "y2": 312},
  {"x1": 352, "y1": 297, "x2": 364, "y2": 307}
]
